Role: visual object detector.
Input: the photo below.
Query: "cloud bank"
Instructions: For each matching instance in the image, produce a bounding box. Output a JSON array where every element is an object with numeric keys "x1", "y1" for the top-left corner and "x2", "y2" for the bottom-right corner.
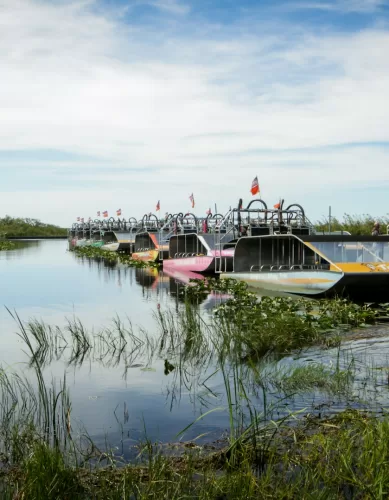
[{"x1": 1, "y1": 0, "x2": 389, "y2": 224}]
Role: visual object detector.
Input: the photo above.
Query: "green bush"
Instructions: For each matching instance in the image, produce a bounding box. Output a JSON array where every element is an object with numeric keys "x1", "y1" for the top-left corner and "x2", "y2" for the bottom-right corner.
[{"x1": 0, "y1": 216, "x2": 66, "y2": 237}]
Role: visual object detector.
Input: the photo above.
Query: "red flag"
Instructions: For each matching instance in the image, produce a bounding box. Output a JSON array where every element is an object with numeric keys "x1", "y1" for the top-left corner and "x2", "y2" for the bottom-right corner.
[
  {"x1": 103, "y1": 211, "x2": 108, "y2": 218},
  {"x1": 274, "y1": 202, "x2": 280, "y2": 209},
  {"x1": 156, "y1": 200, "x2": 160, "y2": 211},
  {"x1": 116, "y1": 208, "x2": 122, "y2": 216},
  {"x1": 250, "y1": 176, "x2": 259, "y2": 196},
  {"x1": 189, "y1": 193, "x2": 195, "y2": 208}
]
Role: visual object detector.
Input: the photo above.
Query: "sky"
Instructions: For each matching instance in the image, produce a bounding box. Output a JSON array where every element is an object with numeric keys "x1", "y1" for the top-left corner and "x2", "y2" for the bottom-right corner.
[{"x1": 1, "y1": 0, "x2": 389, "y2": 226}]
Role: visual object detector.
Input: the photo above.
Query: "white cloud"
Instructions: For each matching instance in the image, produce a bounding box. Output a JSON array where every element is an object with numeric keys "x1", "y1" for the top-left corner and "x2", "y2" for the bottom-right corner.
[
  {"x1": 143, "y1": 0, "x2": 190, "y2": 15},
  {"x1": 1, "y1": 0, "x2": 389, "y2": 225},
  {"x1": 283, "y1": 0, "x2": 386, "y2": 13}
]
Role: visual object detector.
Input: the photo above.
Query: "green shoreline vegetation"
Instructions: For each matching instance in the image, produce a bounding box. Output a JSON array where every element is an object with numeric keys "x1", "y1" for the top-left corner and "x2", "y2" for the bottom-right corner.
[
  {"x1": 0, "y1": 216, "x2": 67, "y2": 238},
  {"x1": 315, "y1": 213, "x2": 389, "y2": 235},
  {"x1": 2, "y1": 284, "x2": 389, "y2": 497},
  {"x1": 0, "y1": 212, "x2": 387, "y2": 242}
]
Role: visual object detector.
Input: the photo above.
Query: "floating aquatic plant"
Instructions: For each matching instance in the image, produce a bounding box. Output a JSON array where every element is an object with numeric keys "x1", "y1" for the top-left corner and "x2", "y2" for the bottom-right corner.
[
  {"x1": 73, "y1": 246, "x2": 160, "y2": 268},
  {"x1": 0, "y1": 240, "x2": 16, "y2": 251}
]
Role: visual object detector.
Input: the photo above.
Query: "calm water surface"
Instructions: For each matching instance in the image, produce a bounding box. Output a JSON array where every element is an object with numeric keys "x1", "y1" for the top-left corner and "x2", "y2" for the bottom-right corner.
[{"x1": 1, "y1": 240, "x2": 389, "y2": 459}]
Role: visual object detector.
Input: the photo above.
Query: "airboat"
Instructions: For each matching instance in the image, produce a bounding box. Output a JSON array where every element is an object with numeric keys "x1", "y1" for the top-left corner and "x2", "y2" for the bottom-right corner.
[{"x1": 218, "y1": 200, "x2": 389, "y2": 301}]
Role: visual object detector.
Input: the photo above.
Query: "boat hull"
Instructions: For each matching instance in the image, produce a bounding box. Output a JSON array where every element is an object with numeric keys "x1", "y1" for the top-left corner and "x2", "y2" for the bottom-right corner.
[
  {"x1": 163, "y1": 256, "x2": 216, "y2": 273},
  {"x1": 163, "y1": 249, "x2": 234, "y2": 274},
  {"x1": 131, "y1": 249, "x2": 168, "y2": 262},
  {"x1": 101, "y1": 242, "x2": 120, "y2": 252},
  {"x1": 220, "y1": 270, "x2": 343, "y2": 296},
  {"x1": 332, "y1": 272, "x2": 389, "y2": 302},
  {"x1": 221, "y1": 269, "x2": 389, "y2": 301},
  {"x1": 69, "y1": 238, "x2": 104, "y2": 249}
]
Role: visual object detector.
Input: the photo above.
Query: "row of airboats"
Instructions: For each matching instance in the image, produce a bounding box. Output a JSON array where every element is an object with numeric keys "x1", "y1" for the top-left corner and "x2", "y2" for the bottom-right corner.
[{"x1": 68, "y1": 199, "x2": 389, "y2": 301}]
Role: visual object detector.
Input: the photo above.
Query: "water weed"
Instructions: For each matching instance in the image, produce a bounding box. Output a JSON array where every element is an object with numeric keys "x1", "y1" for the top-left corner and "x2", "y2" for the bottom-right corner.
[
  {"x1": 184, "y1": 279, "x2": 381, "y2": 358},
  {"x1": 74, "y1": 245, "x2": 160, "y2": 268},
  {"x1": 270, "y1": 361, "x2": 354, "y2": 395},
  {"x1": 0, "y1": 241, "x2": 16, "y2": 251}
]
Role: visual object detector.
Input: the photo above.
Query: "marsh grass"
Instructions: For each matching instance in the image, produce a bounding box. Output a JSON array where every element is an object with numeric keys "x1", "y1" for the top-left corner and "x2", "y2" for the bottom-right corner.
[
  {"x1": 3, "y1": 410, "x2": 389, "y2": 499},
  {"x1": 315, "y1": 213, "x2": 389, "y2": 235},
  {"x1": 270, "y1": 361, "x2": 354, "y2": 395},
  {"x1": 2, "y1": 295, "x2": 389, "y2": 498},
  {"x1": 184, "y1": 279, "x2": 381, "y2": 359}
]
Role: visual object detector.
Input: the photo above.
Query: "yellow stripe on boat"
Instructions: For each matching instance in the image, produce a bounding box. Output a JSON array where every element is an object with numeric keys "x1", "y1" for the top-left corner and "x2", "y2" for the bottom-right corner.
[
  {"x1": 132, "y1": 250, "x2": 159, "y2": 262},
  {"x1": 332, "y1": 262, "x2": 389, "y2": 273}
]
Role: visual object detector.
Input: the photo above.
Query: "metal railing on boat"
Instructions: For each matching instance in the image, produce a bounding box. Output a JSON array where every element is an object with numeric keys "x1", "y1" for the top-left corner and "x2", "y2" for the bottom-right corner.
[{"x1": 214, "y1": 198, "x2": 315, "y2": 273}]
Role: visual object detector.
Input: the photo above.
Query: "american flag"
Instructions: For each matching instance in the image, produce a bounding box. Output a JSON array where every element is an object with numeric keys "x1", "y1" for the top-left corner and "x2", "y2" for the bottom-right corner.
[
  {"x1": 250, "y1": 176, "x2": 260, "y2": 196},
  {"x1": 116, "y1": 208, "x2": 121, "y2": 216},
  {"x1": 206, "y1": 208, "x2": 212, "y2": 215},
  {"x1": 103, "y1": 211, "x2": 108, "y2": 218}
]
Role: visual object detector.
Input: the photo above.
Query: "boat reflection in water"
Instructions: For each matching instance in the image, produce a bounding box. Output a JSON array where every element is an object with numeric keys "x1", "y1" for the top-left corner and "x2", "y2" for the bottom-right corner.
[{"x1": 162, "y1": 268, "x2": 233, "y2": 309}]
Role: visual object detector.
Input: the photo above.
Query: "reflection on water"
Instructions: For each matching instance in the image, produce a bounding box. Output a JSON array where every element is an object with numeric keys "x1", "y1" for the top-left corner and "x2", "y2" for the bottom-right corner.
[{"x1": 1, "y1": 240, "x2": 389, "y2": 460}]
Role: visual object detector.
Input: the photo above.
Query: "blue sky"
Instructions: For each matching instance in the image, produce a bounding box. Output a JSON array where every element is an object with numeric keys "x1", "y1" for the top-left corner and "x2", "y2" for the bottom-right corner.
[{"x1": 1, "y1": 0, "x2": 389, "y2": 225}]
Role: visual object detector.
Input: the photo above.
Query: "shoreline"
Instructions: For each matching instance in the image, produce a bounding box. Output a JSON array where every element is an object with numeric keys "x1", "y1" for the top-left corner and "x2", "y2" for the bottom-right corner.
[{"x1": 7, "y1": 235, "x2": 67, "y2": 240}]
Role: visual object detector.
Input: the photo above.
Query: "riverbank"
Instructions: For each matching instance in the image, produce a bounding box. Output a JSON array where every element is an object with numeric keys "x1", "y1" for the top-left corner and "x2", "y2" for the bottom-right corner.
[
  {"x1": 1, "y1": 408, "x2": 388, "y2": 499},
  {"x1": 7, "y1": 235, "x2": 67, "y2": 239}
]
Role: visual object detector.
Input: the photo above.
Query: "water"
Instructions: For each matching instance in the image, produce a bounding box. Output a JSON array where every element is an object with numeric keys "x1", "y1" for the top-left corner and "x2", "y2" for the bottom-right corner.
[
  {"x1": 2, "y1": 240, "x2": 389, "y2": 460},
  {"x1": 0, "y1": 240, "x2": 230, "y2": 456}
]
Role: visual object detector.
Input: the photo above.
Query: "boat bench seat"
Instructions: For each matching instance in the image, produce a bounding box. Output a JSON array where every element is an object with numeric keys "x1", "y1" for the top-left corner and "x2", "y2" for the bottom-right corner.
[
  {"x1": 249, "y1": 264, "x2": 331, "y2": 272},
  {"x1": 173, "y1": 252, "x2": 197, "y2": 258}
]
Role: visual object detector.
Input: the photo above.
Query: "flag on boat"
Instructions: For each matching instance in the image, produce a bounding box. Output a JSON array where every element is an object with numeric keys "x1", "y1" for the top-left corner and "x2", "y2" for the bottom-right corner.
[
  {"x1": 103, "y1": 210, "x2": 108, "y2": 218},
  {"x1": 274, "y1": 202, "x2": 281, "y2": 209},
  {"x1": 88, "y1": 217, "x2": 92, "y2": 222},
  {"x1": 116, "y1": 208, "x2": 121, "y2": 216},
  {"x1": 156, "y1": 200, "x2": 160, "y2": 211},
  {"x1": 97, "y1": 211, "x2": 100, "y2": 217},
  {"x1": 81, "y1": 217, "x2": 84, "y2": 223},
  {"x1": 206, "y1": 208, "x2": 211, "y2": 215},
  {"x1": 189, "y1": 193, "x2": 195, "y2": 208},
  {"x1": 250, "y1": 176, "x2": 260, "y2": 196},
  {"x1": 76, "y1": 217, "x2": 80, "y2": 221}
]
